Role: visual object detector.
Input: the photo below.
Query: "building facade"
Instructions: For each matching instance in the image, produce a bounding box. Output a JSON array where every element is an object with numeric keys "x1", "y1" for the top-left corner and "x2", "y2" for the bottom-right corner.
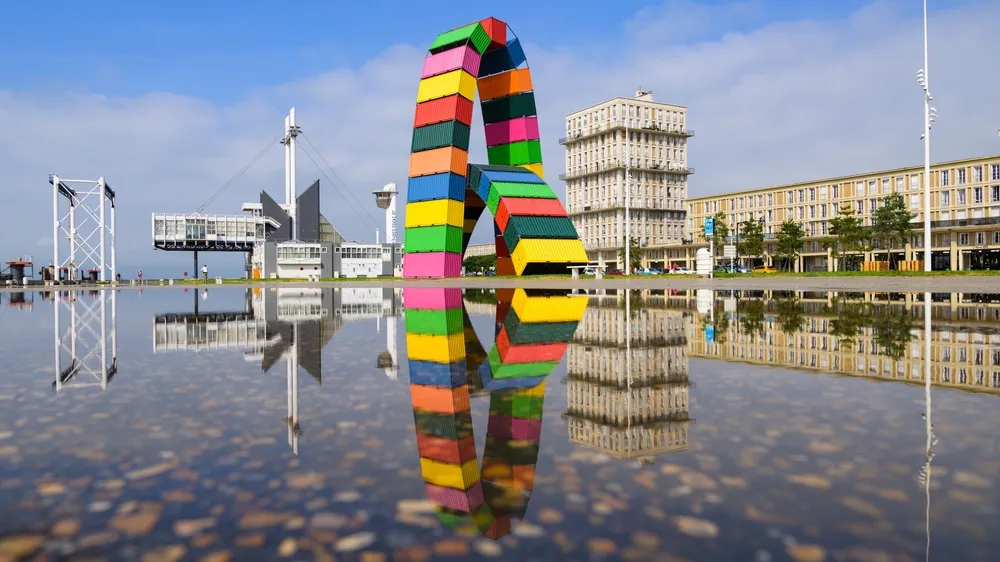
[
  {"x1": 680, "y1": 154, "x2": 1000, "y2": 272},
  {"x1": 561, "y1": 90, "x2": 693, "y2": 268}
]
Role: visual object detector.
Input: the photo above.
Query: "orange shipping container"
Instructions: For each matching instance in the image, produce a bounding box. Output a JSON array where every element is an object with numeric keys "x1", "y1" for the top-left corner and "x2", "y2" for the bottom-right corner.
[
  {"x1": 478, "y1": 69, "x2": 533, "y2": 102},
  {"x1": 411, "y1": 384, "x2": 471, "y2": 414},
  {"x1": 416, "y1": 434, "x2": 477, "y2": 464},
  {"x1": 409, "y1": 146, "x2": 469, "y2": 178},
  {"x1": 496, "y1": 256, "x2": 516, "y2": 276}
]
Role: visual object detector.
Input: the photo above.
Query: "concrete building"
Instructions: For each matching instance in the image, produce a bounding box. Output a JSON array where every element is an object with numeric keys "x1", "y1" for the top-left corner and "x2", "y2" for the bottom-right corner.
[
  {"x1": 463, "y1": 242, "x2": 496, "y2": 258},
  {"x1": 676, "y1": 154, "x2": 1000, "y2": 272},
  {"x1": 561, "y1": 90, "x2": 693, "y2": 269}
]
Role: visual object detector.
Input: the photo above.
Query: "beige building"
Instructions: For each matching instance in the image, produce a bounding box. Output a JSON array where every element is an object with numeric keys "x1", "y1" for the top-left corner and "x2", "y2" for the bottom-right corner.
[
  {"x1": 678, "y1": 154, "x2": 1000, "y2": 272},
  {"x1": 562, "y1": 296, "x2": 691, "y2": 463},
  {"x1": 561, "y1": 90, "x2": 693, "y2": 268}
]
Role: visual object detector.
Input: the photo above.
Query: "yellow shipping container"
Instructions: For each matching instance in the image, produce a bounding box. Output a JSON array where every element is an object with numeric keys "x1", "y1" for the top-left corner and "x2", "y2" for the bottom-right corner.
[
  {"x1": 405, "y1": 199, "x2": 464, "y2": 228},
  {"x1": 521, "y1": 381, "x2": 546, "y2": 398},
  {"x1": 416, "y1": 70, "x2": 477, "y2": 104},
  {"x1": 511, "y1": 288, "x2": 588, "y2": 323},
  {"x1": 510, "y1": 238, "x2": 589, "y2": 276},
  {"x1": 521, "y1": 163, "x2": 544, "y2": 179},
  {"x1": 406, "y1": 332, "x2": 466, "y2": 363},
  {"x1": 419, "y1": 457, "x2": 480, "y2": 490}
]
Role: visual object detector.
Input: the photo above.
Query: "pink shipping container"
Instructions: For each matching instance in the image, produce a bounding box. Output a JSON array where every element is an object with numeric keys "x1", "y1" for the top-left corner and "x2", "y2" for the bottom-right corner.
[
  {"x1": 403, "y1": 251, "x2": 462, "y2": 278},
  {"x1": 420, "y1": 45, "x2": 483, "y2": 80},
  {"x1": 487, "y1": 415, "x2": 542, "y2": 441},
  {"x1": 484, "y1": 116, "x2": 540, "y2": 147},
  {"x1": 403, "y1": 287, "x2": 463, "y2": 310},
  {"x1": 424, "y1": 481, "x2": 485, "y2": 512}
]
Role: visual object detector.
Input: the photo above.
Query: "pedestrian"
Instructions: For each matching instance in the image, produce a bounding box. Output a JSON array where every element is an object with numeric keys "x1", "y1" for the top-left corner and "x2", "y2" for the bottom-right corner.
[
  {"x1": 137, "y1": 269, "x2": 143, "y2": 284},
  {"x1": 201, "y1": 264, "x2": 208, "y2": 282}
]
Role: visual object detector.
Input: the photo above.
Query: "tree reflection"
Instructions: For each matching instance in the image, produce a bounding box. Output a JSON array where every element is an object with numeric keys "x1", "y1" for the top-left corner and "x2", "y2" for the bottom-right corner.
[
  {"x1": 737, "y1": 298, "x2": 767, "y2": 339},
  {"x1": 822, "y1": 298, "x2": 917, "y2": 360}
]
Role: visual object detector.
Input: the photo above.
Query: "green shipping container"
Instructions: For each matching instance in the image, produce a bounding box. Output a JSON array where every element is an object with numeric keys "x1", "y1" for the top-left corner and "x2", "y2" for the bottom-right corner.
[
  {"x1": 404, "y1": 307, "x2": 465, "y2": 336},
  {"x1": 503, "y1": 310, "x2": 579, "y2": 345},
  {"x1": 487, "y1": 140, "x2": 542, "y2": 167},
  {"x1": 415, "y1": 410, "x2": 474, "y2": 440},
  {"x1": 489, "y1": 394, "x2": 544, "y2": 420},
  {"x1": 487, "y1": 347, "x2": 558, "y2": 379},
  {"x1": 412, "y1": 120, "x2": 471, "y2": 153},
  {"x1": 484, "y1": 437, "x2": 540, "y2": 464},
  {"x1": 486, "y1": 181, "x2": 555, "y2": 214},
  {"x1": 502, "y1": 216, "x2": 579, "y2": 254},
  {"x1": 404, "y1": 224, "x2": 464, "y2": 253},
  {"x1": 429, "y1": 23, "x2": 491, "y2": 55},
  {"x1": 481, "y1": 93, "x2": 536, "y2": 124}
]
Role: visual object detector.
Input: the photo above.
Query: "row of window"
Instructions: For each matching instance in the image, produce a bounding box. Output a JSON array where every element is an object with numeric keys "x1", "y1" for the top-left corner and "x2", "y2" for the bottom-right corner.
[{"x1": 567, "y1": 103, "x2": 685, "y2": 134}]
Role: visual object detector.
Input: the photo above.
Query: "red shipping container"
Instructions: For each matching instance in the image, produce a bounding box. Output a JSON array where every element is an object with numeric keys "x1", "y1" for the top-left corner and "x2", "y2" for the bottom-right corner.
[
  {"x1": 414, "y1": 95, "x2": 474, "y2": 128},
  {"x1": 495, "y1": 289, "x2": 515, "y2": 322},
  {"x1": 417, "y1": 434, "x2": 477, "y2": 464},
  {"x1": 495, "y1": 197, "x2": 568, "y2": 231},
  {"x1": 425, "y1": 481, "x2": 485, "y2": 512},
  {"x1": 485, "y1": 516, "x2": 512, "y2": 540},
  {"x1": 494, "y1": 235, "x2": 510, "y2": 258},
  {"x1": 496, "y1": 257, "x2": 515, "y2": 276},
  {"x1": 497, "y1": 328, "x2": 568, "y2": 364},
  {"x1": 411, "y1": 384, "x2": 471, "y2": 414},
  {"x1": 479, "y1": 17, "x2": 507, "y2": 49}
]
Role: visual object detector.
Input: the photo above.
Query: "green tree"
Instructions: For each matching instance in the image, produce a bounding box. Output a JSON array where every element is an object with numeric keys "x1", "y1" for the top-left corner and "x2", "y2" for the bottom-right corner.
[
  {"x1": 462, "y1": 254, "x2": 496, "y2": 274},
  {"x1": 774, "y1": 220, "x2": 805, "y2": 271},
  {"x1": 773, "y1": 295, "x2": 806, "y2": 335},
  {"x1": 872, "y1": 192, "x2": 916, "y2": 269},
  {"x1": 701, "y1": 305, "x2": 730, "y2": 346},
  {"x1": 824, "y1": 204, "x2": 868, "y2": 271},
  {"x1": 700, "y1": 211, "x2": 730, "y2": 256},
  {"x1": 738, "y1": 219, "x2": 765, "y2": 266},
  {"x1": 618, "y1": 236, "x2": 643, "y2": 272},
  {"x1": 738, "y1": 297, "x2": 767, "y2": 339}
]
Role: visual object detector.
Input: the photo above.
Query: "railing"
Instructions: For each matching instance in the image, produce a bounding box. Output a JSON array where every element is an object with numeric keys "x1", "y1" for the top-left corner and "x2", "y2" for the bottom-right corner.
[
  {"x1": 559, "y1": 119, "x2": 695, "y2": 144},
  {"x1": 560, "y1": 163, "x2": 695, "y2": 181}
]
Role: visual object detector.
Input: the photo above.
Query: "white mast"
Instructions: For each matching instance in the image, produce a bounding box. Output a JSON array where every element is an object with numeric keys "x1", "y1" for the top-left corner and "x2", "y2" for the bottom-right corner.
[{"x1": 283, "y1": 107, "x2": 300, "y2": 240}]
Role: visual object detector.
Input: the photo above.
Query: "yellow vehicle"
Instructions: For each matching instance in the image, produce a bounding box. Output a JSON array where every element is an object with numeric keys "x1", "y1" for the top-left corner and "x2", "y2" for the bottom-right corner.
[{"x1": 753, "y1": 266, "x2": 777, "y2": 274}]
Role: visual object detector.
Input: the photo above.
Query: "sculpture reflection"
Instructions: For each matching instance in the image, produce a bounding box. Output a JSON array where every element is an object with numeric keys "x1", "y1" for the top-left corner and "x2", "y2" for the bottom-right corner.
[
  {"x1": 404, "y1": 288, "x2": 586, "y2": 539},
  {"x1": 46, "y1": 289, "x2": 118, "y2": 392}
]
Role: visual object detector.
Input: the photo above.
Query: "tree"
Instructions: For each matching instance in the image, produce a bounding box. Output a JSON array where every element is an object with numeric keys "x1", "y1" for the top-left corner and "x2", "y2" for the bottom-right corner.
[
  {"x1": 700, "y1": 211, "x2": 730, "y2": 256},
  {"x1": 738, "y1": 297, "x2": 767, "y2": 339},
  {"x1": 618, "y1": 236, "x2": 643, "y2": 272},
  {"x1": 872, "y1": 192, "x2": 916, "y2": 269},
  {"x1": 738, "y1": 219, "x2": 764, "y2": 266},
  {"x1": 773, "y1": 295, "x2": 805, "y2": 335},
  {"x1": 773, "y1": 220, "x2": 805, "y2": 271},
  {"x1": 824, "y1": 204, "x2": 868, "y2": 271},
  {"x1": 462, "y1": 254, "x2": 496, "y2": 275}
]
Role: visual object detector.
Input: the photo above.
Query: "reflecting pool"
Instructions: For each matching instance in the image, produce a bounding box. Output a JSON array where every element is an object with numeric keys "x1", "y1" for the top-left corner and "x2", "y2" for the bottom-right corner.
[{"x1": 0, "y1": 287, "x2": 997, "y2": 561}]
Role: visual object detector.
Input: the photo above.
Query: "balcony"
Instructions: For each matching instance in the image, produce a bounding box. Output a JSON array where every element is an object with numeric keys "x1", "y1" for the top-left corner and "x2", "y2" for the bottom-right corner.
[
  {"x1": 560, "y1": 161, "x2": 695, "y2": 181},
  {"x1": 559, "y1": 119, "x2": 695, "y2": 144}
]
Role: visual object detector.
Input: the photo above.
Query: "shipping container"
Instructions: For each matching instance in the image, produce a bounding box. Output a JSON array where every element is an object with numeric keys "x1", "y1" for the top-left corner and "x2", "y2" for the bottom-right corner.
[
  {"x1": 507, "y1": 38, "x2": 527, "y2": 68},
  {"x1": 485, "y1": 516, "x2": 512, "y2": 540},
  {"x1": 407, "y1": 172, "x2": 466, "y2": 204},
  {"x1": 425, "y1": 482, "x2": 485, "y2": 513},
  {"x1": 478, "y1": 17, "x2": 507, "y2": 49},
  {"x1": 404, "y1": 224, "x2": 464, "y2": 253},
  {"x1": 409, "y1": 146, "x2": 469, "y2": 178},
  {"x1": 411, "y1": 120, "x2": 471, "y2": 153},
  {"x1": 487, "y1": 350, "x2": 558, "y2": 380},
  {"x1": 501, "y1": 216, "x2": 579, "y2": 255},
  {"x1": 402, "y1": 251, "x2": 463, "y2": 278},
  {"x1": 510, "y1": 238, "x2": 588, "y2": 275},
  {"x1": 436, "y1": 506, "x2": 495, "y2": 534},
  {"x1": 484, "y1": 435, "x2": 541, "y2": 461},
  {"x1": 404, "y1": 306, "x2": 465, "y2": 336},
  {"x1": 496, "y1": 330, "x2": 569, "y2": 364},
  {"x1": 487, "y1": 139, "x2": 542, "y2": 167},
  {"x1": 410, "y1": 384, "x2": 471, "y2": 415},
  {"x1": 408, "y1": 359, "x2": 468, "y2": 387},
  {"x1": 403, "y1": 287, "x2": 464, "y2": 310},
  {"x1": 414, "y1": 95, "x2": 474, "y2": 128},
  {"x1": 512, "y1": 290, "x2": 589, "y2": 323},
  {"x1": 478, "y1": 68, "x2": 533, "y2": 102},
  {"x1": 406, "y1": 332, "x2": 466, "y2": 363},
  {"x1": 414, "y1": 409, "x2": 474, "y2": 440},
  {"x1": 404, "y1": 199, "x2": 464, "y2": 229},
  {"x1": 417, "y1": 69, "x2": 478, "y2": 104},
  {"x1": 484, "y1": 116, "x2": 539, "y2": 147},
  {"x1": 495, "y1": 256, "x2": 515, "y2": 276},
  {"x1": 419, "y1": 457, "x2": 480, "y2": 490},
  {"x1": 502, "y1": 310, "x2": 579, "y2": 345},
  {"x1": 421, "y1": 44, "x2": 482, "y2": 80},
  {"x1": 495, "y1": 288, "x2": 516, "y2": 321},
  {"x1": 522, "y1": 163, "x2": 544, "y2": 178},
  {"x1": 494, "y1": 235, "x2": 510, "y2": 259},
  {"x1": 478, "y1": 47, "x2": 515, "y2": 78},
  {"x1": 429, "y1": 22, "x2": 491, "y2": 55},
  {"x1": 486, "y1": 414, "x2": 542, "y2": 441},
  {"x1": 480, "y1": 92, "x2": 536, "y2": 124},
  {"x1": 478, "y1": 361, "x2": 546, "y2": 391},
  {"x1": 495, "y1": 197, "x2": 567, "y2": 231},
  {"x1": 480, "y1": 166, "x2": 545, "y2": 185},
  {"x1": 485, "y1": 181, "x2": 555, "y2": 214},
  {"x1": 417, "y1": 434, "x2": 477, "y2": 464}
]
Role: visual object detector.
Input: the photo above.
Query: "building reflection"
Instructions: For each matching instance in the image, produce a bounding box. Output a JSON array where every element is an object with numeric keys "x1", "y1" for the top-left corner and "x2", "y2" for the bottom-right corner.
[
  {"x1": 40, "y1": 289, "x2": 118, "y2": 392},
  {"x1": 152, "y1": 287, "x2": 402, "y2": 452},
  {"x1": 403, "y1": 288, "x2": 586, "y2": 540},
  {"x1": 562, "y1": 289, "x2": 691, "y2": 464}
]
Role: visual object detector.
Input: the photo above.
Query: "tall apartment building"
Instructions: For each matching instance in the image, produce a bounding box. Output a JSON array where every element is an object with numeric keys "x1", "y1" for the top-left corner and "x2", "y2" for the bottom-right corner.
[{"x1": 561, "y1": 90, "x2": 693, "y2": 267}]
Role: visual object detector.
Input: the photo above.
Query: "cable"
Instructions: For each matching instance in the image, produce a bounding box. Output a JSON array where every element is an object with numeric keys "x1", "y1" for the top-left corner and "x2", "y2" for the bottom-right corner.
[
  {"x1": 299, "y1": 132, "x2": 381, "y2": 227},
  {"x1": 297, "y1": 142, "x2": 380, "y2": 234},
  {"x1": 196, "y1": 132, "x2": 285, "y2": 214}
]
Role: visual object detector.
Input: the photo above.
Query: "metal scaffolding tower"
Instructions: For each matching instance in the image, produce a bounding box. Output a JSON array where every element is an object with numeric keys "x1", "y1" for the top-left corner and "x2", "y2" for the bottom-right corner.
[
  {"x1": 50, "y1": 175, "x2": 117, "y2": 282},
  {"x1": 53, "y1": 290, "x2": 118, "y2": 391}
]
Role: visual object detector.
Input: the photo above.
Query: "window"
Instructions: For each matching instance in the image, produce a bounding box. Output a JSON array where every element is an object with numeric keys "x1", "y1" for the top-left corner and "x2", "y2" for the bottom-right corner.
[
  {"x1": 910, "y1": 194, "x2": 919, "y2": 209},
  {"x1": 809, "y1": 188, "x2": 816, "y2": 201},
  {"x1": 994, "y1": 232, "x2": 1000, "y2": 245},
  {"x1": 993, "y1": 164, "x2": 1000, "y2": 181},
  {"x1": 958, "y1": 169, "x2": 967, "y2": 184},
  {"x1": 857, "y1": 200, "x2": 864, "y2": 214},
  {"x1": 941, "y1": 191, "x2": 950, "y2": 206},
  {"x1": 819, "y1": 186, "x2": 827, "y2": 200},
  {"x1": 911, "y1": 175, "x2": 920, "y2": 190},
  {"x1": 958, "y1": 189, "x2": 967, "y2": 205},
  {"x1": 973, "y1": 166, "x2": 983, "y2": 182},
  {"x1": 895, "y1": 177, "x2": 904, "y2": 191},
  {"x1": 881, "y1": 177, "x2": 890, "y2": 194},
  {"x1": 974, "y1": 187, "x2": 984, "y2": 204},
  {"x1": 832, "y1": 185, "x2": 839, "y2": 198},
  {"x1": 857, "y1": 181, "x2": 865, "y2": 196},
  {"x1": 941, "y1": 170, "x2": 949, "y2": 186},
  {"x1": 959, "y1": 233, "x2": 969, "y2": 245},
  {"x1": 977, "y1": 232, "x2": 986, "y2": 245},
  {"x1": 993, "y1": 185, "x2": 1000, "y2": 203},
  {"x1": 767, "y1": 193, "x2": 773, "y2": 206}
]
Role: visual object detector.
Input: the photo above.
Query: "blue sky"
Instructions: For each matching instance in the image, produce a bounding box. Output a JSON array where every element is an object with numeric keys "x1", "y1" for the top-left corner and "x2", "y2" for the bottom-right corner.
[{"x1": 0, "y1": 0, "x2": 996, "y2": 278}]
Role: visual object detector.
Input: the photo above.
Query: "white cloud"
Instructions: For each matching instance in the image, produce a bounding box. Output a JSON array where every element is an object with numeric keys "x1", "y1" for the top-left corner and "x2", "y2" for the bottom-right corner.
[{"x1": 1, "y1": 0, "x2": 998, "y2": 275}]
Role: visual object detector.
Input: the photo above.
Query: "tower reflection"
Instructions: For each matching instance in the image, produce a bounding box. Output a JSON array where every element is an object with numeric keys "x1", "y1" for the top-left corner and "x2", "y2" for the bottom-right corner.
[{"x1": 404, "y1": 288, "x2": 587, "y2": 539}]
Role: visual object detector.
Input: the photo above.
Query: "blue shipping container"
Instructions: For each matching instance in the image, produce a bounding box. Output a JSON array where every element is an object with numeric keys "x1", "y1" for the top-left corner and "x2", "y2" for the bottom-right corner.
[
  {"x1": 408, "y1": 359, "x2": 468, "y2": 388},
  {"x1": 407, "y1": 172, "x2": 467, "y2": 203}
]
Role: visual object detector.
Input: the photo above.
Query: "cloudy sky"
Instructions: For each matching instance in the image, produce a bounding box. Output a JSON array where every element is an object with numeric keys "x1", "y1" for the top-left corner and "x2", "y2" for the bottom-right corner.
[{"x1": 1, "y1": 0, "x2": 997, "y2": 277}]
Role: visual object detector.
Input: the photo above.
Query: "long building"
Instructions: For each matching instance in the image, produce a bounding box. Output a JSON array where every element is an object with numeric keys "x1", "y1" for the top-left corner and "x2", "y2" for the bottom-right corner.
[{"x1": 561, "y1": 90, "x2": 693, "y2": 266}]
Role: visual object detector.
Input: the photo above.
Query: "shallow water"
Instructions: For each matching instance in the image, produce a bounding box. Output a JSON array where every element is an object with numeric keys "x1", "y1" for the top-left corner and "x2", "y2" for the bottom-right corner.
[{"x1": 0, "y1": 287, "x2": 997, "y2": 561}]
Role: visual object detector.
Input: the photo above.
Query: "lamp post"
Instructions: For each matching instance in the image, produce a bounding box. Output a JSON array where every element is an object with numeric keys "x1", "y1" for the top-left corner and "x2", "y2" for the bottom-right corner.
[
  {"x1": 624, "y1": 115, "x2": 631, "y2": 274},
  {"x1": 917, "y1": 0, "x2": 936, "y2": 271}
]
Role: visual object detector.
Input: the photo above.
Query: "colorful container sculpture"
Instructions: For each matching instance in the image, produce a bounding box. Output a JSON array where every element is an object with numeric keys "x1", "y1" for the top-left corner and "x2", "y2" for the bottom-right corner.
[
  {"x1": 404, "y1": 18, "x2": 588, "y2": 278},
  {"x1": 403, "y1": 287, "x2": 587, "y2": 538}
]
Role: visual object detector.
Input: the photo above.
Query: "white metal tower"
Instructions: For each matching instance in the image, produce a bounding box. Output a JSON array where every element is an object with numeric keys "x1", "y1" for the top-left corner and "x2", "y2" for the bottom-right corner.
[
  {"x1": 53, "y1": 290, "x2": 118, "y2": 391},
  {"x1": 49, "y1": 176, "x2": 117, "y2": 283},
  {"x1": 373, "y1": 181, "x2": 397, "y2": 244},
  {"x1": 282, "y1": 107, "x2": 301, "y2": 240}
]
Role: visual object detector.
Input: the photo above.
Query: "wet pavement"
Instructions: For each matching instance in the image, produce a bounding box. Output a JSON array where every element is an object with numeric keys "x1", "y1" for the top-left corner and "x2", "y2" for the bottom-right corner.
[{"x1": 0, "y1": 287, "x2": 997, "y2": 561}]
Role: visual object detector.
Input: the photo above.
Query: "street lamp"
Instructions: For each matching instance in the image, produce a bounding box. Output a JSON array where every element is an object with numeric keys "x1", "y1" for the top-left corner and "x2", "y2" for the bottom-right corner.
[
  {"x1": 624, "y1": 116, "x2": 631, "y2": 274},
  {"x1": 916, "y1": 0, "x2": 935, "y2": 271}
]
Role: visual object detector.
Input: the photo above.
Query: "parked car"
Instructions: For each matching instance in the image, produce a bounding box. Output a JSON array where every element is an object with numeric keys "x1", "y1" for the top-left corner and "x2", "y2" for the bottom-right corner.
[
  {"x1": 636, "y1": 268, "x2": 659, "y2": 275},
  {"x1": 752, "y1": 266, "x2": 777, "y2": 274},
  {"x1": 670, "y1": 267, "x2": 697, "y2": 275},
  {"x1": 607, "y1": 269, "x2": 625, "y2": 276}
]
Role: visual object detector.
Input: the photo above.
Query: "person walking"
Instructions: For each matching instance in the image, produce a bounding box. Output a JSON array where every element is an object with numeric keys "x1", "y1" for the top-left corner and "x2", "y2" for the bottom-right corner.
[
  {"x1": 201, "y1": 264, "x2": 208, "y2": 282},
  {"x1": 137, "y1": 269, "x2": 143, "y2": 284}
]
